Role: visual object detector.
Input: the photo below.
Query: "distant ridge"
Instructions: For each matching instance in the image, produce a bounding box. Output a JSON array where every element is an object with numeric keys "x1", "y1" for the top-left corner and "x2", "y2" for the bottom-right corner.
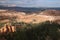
[
  {"x1": 0, "y1": 6, "x2": 60, "y2": 13},
  {"x1": 0, "y1": 6, "x2": 44, "y2": 12}
]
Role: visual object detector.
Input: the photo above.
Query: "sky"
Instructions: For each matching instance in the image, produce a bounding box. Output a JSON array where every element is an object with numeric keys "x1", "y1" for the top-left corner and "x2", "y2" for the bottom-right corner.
[{"x1": 0, "y1": 0, "x2": 60, "y2": 7}]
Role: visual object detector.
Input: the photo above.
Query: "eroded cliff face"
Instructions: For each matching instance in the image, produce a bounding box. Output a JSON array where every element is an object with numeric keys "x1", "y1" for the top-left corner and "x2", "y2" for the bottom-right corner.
[{"x1": 0, "y1": 24, "x2": 15, "y2": 33}]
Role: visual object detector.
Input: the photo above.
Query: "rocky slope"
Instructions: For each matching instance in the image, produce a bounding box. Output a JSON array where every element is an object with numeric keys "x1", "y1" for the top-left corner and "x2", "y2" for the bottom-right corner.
[{"x1": 0, "y1": 9, "x2": 60, "y2": 23}]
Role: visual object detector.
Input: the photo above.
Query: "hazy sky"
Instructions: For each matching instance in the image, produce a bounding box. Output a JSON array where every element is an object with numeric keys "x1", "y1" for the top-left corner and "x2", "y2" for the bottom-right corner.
[{"x1": 0, "y1": 0, "x2": 60, "y2": 7}]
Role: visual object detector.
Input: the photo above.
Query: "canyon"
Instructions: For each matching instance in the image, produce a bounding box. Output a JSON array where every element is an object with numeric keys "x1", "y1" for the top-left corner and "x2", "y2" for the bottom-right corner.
[{"x1": 0, "y1": 9, "x2": 60, "y2": 33}]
